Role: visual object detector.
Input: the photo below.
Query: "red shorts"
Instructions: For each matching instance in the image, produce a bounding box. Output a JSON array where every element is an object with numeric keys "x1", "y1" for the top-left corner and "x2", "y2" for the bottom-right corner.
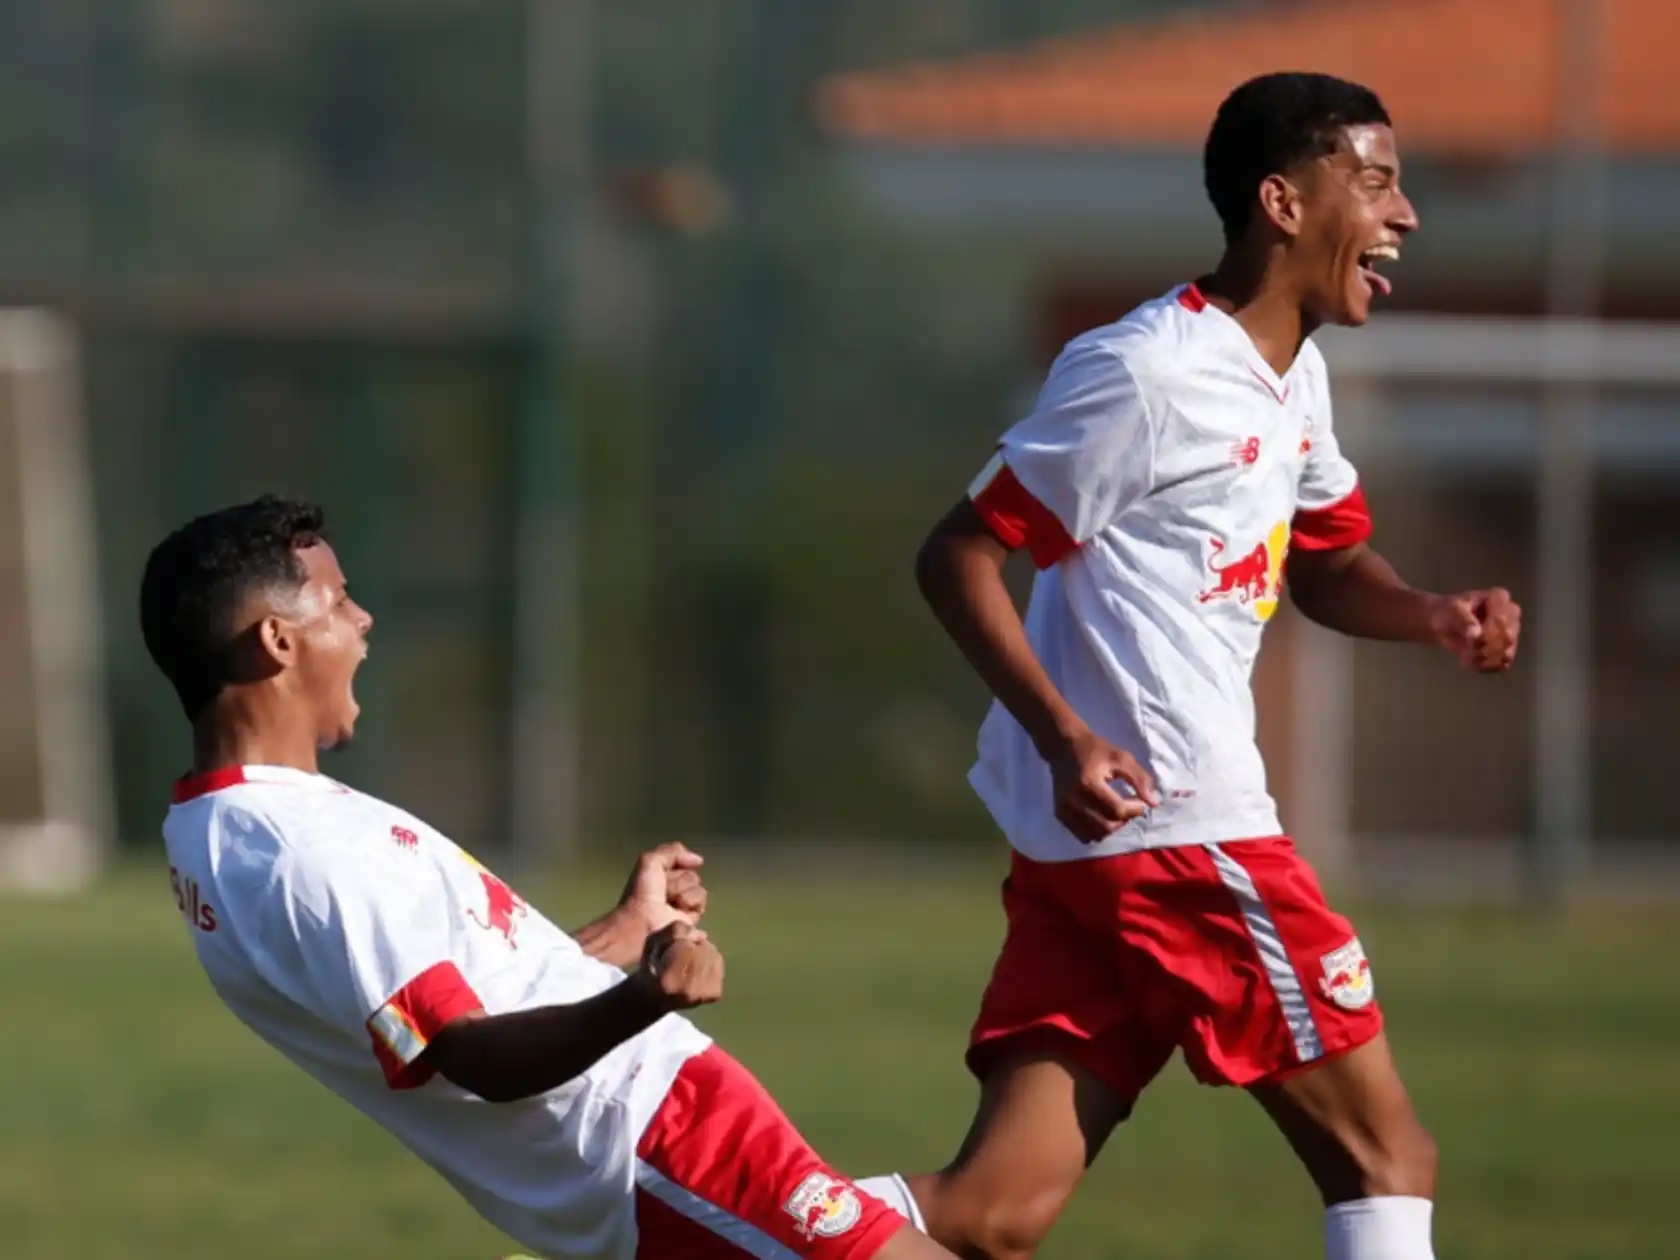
[
  {"x1": 968, "y1": 838, "x2": 1383, "y2": 1102},
  {"x1": 635, "y1": 1047, "x2": 905, "y2": 1259}
]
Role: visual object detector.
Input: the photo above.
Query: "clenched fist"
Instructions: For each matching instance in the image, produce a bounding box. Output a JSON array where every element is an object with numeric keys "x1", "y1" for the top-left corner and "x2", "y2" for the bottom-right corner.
[
  {"x1": 1046, "y1": 729, "x2": 1160, "y2": 843},
  {"x1": 616, "y1": 842, "x2": 708, "y2": 936},
  {"x1": 1428, "y1": 588, "x2": 1522, "y2": 673},
  {"x1": 635, "y1": 922, "x2": 725, "y2": 1012}
]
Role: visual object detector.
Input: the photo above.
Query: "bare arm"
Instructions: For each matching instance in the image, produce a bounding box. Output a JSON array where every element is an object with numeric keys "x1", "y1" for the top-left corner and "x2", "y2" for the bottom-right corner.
[
  {"x1": 572, "y1": 912, "x2": 646, "y2": 969},
  {"x1": 915, "y1": 499, "x2": 1157, "y2": 840},
  {"x1": 424, "y1": 980, "x2": 669, "y2": 1103},
  {"x1": 424, "y1": 924, "x2": 722, "y2": 1103},
  {"x1": 1286, "y1": 542, "x2": 1521, "y2": 672},
  {"x1": 915, "y1": 499, "x2": 1090, "y2": 760},
  {"x1": 1285, "y1": 542, "x2": 1442, "y2": 642}
]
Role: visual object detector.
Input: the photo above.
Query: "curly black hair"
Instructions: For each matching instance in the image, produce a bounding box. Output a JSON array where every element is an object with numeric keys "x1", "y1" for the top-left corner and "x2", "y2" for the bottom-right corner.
[
  {"x1": 139, "y1": 495, "x2": 327, "y2": 718},
  {"x1": 1204, "y1": 72, "x2": 1392, "y2": 246}
]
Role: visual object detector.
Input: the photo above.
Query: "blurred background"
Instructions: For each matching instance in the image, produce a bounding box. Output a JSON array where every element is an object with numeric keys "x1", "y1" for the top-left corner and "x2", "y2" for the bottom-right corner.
[{"x1": 0, "y1": 2, "x2": 1676, "y2": 1258}]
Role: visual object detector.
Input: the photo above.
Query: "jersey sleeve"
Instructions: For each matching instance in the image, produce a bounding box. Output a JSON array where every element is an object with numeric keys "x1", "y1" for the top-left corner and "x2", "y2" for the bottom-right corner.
[
  {"x1": 241, "y1": 834, "x2": 484, "y2": 1090},
  {"x1": 968, "y1": 342, "x2": 1157, "y2": 568},
  {"x1": 1291, "y1": 364, "x2": 1373, "y2": 553}
]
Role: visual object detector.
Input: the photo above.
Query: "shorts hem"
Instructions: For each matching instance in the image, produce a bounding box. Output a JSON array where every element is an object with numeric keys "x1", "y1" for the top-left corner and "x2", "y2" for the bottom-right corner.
[
  {"x1": 1211, "y1": 1018, "x2": 1386, "y2": 1089},
  {"x1": 965, "y1": 1025, "x2": 1144, "y2": 1107}
]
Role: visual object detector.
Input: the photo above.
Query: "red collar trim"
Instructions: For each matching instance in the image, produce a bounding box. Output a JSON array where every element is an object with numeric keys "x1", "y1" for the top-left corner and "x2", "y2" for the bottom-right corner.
[
  {"x1": 1176, "y1": 282, "x2": 1208, "y2": 313},
  {"x1": 171, "y1": 766, "x2": 249, "y2": 804}
]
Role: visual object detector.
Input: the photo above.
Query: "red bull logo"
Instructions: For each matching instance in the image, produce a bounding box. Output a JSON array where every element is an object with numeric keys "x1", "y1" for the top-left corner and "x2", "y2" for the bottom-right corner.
[
  {"x1": 465, "y1": 868, "x2": 528, "y2": 949},
  {"x1": 1318, "y1": 939, "x2": 1374, "y2": 1011},
  {"x1": 1196, "y1": 521, "x2": 1290, "y2": 622},
  {"x1": 783, "y1": 1172, "x2": 863, "y2": 1241}
]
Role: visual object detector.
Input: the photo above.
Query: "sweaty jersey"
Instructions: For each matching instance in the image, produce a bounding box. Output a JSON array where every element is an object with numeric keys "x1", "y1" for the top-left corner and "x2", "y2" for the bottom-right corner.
[
  {"x1": 162, "y1": 764, "x2": 712, "y2": 1259},
  {"x1": 966, "y1": 283, "x2": 1372, "y2": 861}
]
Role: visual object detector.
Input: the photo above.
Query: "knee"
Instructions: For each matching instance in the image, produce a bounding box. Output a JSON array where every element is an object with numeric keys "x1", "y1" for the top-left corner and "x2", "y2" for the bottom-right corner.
[
  {"x1": 925, "y1": 1178, "x2": 1065, "y2": 1260},
  {"x1": 955, "y1": 1202, "x2": 1060, "y2": 1260},
  {"x1": 967, "y1": 1202, "x2": 1055, "y2": 1260},
  {"x1": 1354, "y1": 1118, "x2": 1437, "y2": 1200}
]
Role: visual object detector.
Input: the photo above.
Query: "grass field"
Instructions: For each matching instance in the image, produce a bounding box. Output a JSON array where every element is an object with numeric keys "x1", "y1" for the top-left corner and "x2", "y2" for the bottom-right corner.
[{"x1": 3, "y1": 853, "x2": 1674, "y2": 1259}]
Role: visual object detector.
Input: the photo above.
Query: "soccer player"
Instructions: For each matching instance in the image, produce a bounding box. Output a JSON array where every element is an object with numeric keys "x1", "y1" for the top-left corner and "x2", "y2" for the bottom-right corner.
[
  {"x1": 859, "y1": 74, "x2": 1522, "y2": 1260},
  {"x1": 143, "y1": 496, "x2": 955, "y2": 1260}
]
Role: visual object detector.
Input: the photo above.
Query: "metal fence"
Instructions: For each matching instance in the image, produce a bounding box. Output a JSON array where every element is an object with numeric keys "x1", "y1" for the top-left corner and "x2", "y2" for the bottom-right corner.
[
  {"x1": 1314, "y1": 316, "x2": 1680, "y2": 898},
  {"x1": 0, "y1": 0, "x2": 1674, "y2": 899}
]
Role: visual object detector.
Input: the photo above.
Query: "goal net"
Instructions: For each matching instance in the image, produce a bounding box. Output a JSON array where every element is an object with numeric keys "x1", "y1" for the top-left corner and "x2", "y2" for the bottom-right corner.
[{"x1": 0, "y1": 309, "x2": 112, "y2": 893}]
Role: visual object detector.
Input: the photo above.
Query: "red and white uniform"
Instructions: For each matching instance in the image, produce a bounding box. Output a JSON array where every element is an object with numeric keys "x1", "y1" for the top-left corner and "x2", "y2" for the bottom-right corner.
[
  {"x1": 964, "y1": 284, "x2": 1382, "y2": 1097},
  {"x1": 163, "y1": 765, "x2": 902, "y2": 1260}
]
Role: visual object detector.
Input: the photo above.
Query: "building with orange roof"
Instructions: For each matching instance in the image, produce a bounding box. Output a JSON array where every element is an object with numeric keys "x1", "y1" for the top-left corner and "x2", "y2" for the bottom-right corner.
[
  {"x1": 812, "y1": 1, "x2": 1680, "y2": 882},
  {"x1": 817, "y1": 0, "x2": 1680, "y2": 157},
  {"x1": 813, "y1": 0, "x2": 1680, "y2": 337}
]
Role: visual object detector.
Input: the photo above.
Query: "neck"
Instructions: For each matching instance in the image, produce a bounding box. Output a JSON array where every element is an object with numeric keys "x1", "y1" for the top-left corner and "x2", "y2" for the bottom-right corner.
[
  {"x1": 191, "y1": 689, "x2": 320, "y2": 776},
  {"x1": 1199, "y1": 248, "x2": 1319, "y2": 376}
]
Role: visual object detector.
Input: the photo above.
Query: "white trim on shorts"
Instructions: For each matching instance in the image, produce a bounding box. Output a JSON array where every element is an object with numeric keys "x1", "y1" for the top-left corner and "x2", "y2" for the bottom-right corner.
[
  {"x1": 1206, "y1": 842, "x2": 1325, "y2": 1063},
  {"x1": 635, "y1": 1162, "x2": 799, "y2": 1259}
]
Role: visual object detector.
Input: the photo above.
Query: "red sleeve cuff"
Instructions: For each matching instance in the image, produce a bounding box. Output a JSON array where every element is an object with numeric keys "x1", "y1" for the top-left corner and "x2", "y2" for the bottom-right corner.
[
  {"x1": 970, "y1": 457, "x2": 1079, "y2": 569},
  {"x1": 366, "y1": 961, "x2": 483, "y2": 1090},
  {"x1": 1291, "y1": 484, "x2": 1373, "y2": 553}
]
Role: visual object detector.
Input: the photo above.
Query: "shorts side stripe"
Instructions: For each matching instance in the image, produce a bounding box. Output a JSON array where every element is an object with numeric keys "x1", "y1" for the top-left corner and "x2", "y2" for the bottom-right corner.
[
  {"x1": 1206, "y1": 843, "x2": 1324, "y2": 1063},
  {"x1": 635, "y1": 1161, "x2": 798, "y2": 1259}
]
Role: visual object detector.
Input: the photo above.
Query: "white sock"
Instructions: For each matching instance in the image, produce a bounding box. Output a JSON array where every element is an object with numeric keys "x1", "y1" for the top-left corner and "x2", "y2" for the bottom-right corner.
[
  {"x1": 856, "y1": 1173, "x2": 926, "y2": 1233},
  {"x1": 1325, "y1": 1196, "x2": 1434, "y2": 1260}
]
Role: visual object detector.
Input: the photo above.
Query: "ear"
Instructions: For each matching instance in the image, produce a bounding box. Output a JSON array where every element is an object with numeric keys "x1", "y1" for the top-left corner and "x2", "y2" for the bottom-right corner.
[
  {"x1": 1258, "y1": 173, "x2": 1305, "y2": 238},
  {"x1": 255, "y1": 614, "x2": 298, "y2": 669}
]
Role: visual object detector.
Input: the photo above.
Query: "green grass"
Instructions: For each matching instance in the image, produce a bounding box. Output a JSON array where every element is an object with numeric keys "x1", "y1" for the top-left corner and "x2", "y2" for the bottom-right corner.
[{"x1": 3, "y1": 855, "x2": 1675, "y2": 1259}]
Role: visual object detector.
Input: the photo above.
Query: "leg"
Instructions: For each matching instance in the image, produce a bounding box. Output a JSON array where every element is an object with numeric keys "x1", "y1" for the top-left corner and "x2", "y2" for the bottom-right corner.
[
  {"x1": 1173, "y1": 838, "x2": 1435, "y2": 1259},
  {"x1": 1251, "y1": 1034, "x2": 1438, "y2": 1259},
  {"x1": 867, "y1": 853, "x2": 1180, "y2": 1260},
  {"x1": 905, "y1": 1040, "x2": 1132, "y2": 1260},
  {"x1": 635, "y1": 1047, "x2": 961, "y2": 1259},
  {"x1": 1250, "y1": 1033, "x2": 1436, "y2": 1206}
]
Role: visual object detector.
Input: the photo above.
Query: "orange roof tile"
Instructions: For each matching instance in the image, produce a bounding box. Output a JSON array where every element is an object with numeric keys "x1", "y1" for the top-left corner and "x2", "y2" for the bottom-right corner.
[{"x1": 814, "y1": 0, "x2": 1680, "y2": 157}]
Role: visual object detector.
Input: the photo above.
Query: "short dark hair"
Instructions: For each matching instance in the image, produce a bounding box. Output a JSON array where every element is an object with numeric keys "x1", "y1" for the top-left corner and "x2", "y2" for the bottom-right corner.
[
  {"x1": 139, "y1": 495, "x2": 327, "y2": 718},
  {"x1": 1204, "y1": 72, "x2": 1392, "y2": 245}
]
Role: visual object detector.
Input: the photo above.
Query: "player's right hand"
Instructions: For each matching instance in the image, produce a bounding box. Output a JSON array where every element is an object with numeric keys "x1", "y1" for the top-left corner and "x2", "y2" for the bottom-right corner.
[
  {"x1": 1047, "y1": 730, "x2": 1158, "y2": 843},
  {"x1": 635, "y1": 922, "x2": 725, "y2": 1012}
]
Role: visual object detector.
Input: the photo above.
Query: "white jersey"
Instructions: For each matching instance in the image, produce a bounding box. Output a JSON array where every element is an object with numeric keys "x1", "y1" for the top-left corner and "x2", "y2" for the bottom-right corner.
[
  {"x1": 162, "y1": 764, "x2": 711, "y2": 1260},
  {"x1": 967, "y1": 283, "x2": 1372, "y2": 861}
]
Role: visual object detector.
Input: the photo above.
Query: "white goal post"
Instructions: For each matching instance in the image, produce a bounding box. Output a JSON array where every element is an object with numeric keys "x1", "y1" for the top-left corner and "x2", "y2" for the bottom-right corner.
[
  {"x1": 1302, "y1": 314, "x2": 1680, "y2": 897},
  {"x1": 0, "y1": 309, "x2": 112, "y2": 893}
]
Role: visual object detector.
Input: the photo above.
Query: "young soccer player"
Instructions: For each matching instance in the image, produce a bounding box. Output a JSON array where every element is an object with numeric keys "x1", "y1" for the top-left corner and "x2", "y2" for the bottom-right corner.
[
  {"x1": 145, "y1": 495, "x2": 957, "y2": 1260},
  {"x1": 862, "y1": 73, "x2": 1522, "y2": 1260}
]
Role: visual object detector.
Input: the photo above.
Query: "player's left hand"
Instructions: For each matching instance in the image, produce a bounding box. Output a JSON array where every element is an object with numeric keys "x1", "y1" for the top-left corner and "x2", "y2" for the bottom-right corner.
[
  {"x1": 1430, "y1": 587, "x2": 1521, "y2": 673},
  {"x1": 615, "y1": 842, "x2": 708, "y2": 938}
]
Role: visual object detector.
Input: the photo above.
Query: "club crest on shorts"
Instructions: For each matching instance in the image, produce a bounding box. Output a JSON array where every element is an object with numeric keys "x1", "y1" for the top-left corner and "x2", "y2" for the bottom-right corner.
[
  {"x1": 1319, "y1": 938, "x2": 1374, "y2": 1010},
  {"x1": 784, "y1": 1172, "x2": 863, "y2": 1240}
]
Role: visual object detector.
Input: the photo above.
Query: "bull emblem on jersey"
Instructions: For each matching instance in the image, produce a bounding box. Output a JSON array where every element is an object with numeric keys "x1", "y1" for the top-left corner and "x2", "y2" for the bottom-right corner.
[
  {"x1": 1197, "y1": 521, "x2": 1290, "y2": 622},
  {"x1": 465, "y1": 867, "x2": 528, "y2": 949}
]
